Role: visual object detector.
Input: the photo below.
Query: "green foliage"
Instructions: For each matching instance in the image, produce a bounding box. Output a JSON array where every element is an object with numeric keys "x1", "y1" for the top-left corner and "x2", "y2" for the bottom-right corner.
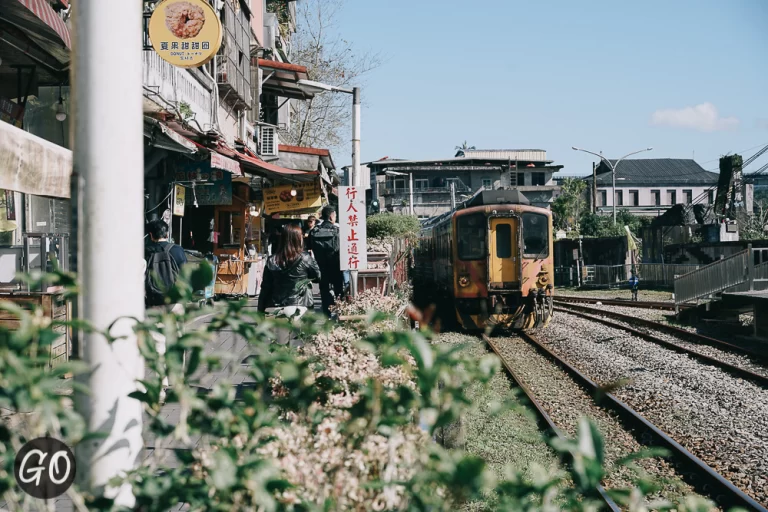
[
  {"x1": 367, "y1": 213, "x2": 421, "y2": 239},
  {"x1": 0, "y1": 264, "x2": 733, "y2": 511},
  {"x1": 578, "y1": 210, "x2": 651, "y2": 239},
  {"x1": 552, "y1": 178, "x2": 587, "y2": 231}
]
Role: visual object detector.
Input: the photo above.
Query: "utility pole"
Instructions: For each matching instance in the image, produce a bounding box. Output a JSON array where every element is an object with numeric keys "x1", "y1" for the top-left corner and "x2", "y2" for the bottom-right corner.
[
  {"x1": 591, "y1": 161, "x2": 597, "y2": 214},
  {"x1": 450, "y1": 182, "x2": 456, "y2": 210},
  {"x1": 409, "y1": 171, "x2": 414, "y2": 216},
  {"x1": 349, "y1": 86, "x2": 361, "y2": 297},
  {"x1": 72, "y1": 0, "x2": 145, "y2": 506}
]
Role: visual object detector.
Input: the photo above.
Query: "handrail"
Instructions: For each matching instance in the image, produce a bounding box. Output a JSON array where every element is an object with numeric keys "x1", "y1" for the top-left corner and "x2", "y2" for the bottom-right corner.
[{"x1": 673, "y1": 248, "x2": 752, "y2": 305}]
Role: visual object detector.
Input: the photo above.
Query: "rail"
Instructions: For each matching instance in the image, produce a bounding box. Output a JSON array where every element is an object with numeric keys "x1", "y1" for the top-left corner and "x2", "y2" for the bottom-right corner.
[{"x1": 674, "y1": 245, "x2": 768, "y2": 305}]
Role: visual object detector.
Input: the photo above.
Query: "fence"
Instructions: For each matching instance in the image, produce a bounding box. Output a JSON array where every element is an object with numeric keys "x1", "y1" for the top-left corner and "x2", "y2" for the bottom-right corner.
[
  {"x1": 674, "y1": 245, "x2": 768, "y2": 305},
  {"x1": 556, "y1": 263, "x2": 701, "y2": 289},
  {"x1": 358, "y1": 238, "x2": 411, "y2": 295}
]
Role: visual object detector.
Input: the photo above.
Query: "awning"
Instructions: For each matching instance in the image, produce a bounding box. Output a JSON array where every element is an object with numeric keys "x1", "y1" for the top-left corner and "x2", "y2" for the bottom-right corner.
[
  {"x1": 0, "y1": 120, "x2": 71, "y2": 198},
  {"x1": 144, "y1": 117, "x2": 198, "y2": 154},
  {"x1": 4, "y1": 1, "x2": 71, "y2": 59},
  {"x1": 258, "y1": 59, "x2": 315, "y2": 101},
  {"x1": 235, "y1": 148, "x2": 319, "y2": 183}
]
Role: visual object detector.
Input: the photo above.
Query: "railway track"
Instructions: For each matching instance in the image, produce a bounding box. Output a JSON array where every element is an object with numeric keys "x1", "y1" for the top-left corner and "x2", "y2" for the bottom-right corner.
[
  {"x1": 553, "y1": 301, "x2": 768, "y2": 386},
  {"x1": 555, "y1": 296, "x2": 686, "y2": 311},
  {"x1": 483, "y1": 331, "x2": 767, "y2": 512},
  {"x1": 482, "y1": 333, "x2": 620, "y2": 511}
]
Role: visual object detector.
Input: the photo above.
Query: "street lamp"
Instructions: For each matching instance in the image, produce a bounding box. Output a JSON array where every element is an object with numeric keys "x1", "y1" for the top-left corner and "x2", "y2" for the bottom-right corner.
[
  {"x1": 297, "y1": 79, "x2": 360, "y2": 187},
  {"x1": 572, "y1": 146, "x2": 653, "y2": 224},
  {"x1": 297, "y1": 79, "x2": 361, "y2": 297},
  {"x1": 385, "y1": 170, "x2": 413, "y2": 216}
]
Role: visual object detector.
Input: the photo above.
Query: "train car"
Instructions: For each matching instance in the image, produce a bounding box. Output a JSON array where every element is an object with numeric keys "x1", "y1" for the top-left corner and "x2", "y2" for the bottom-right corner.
[{"x1": 413, "y1": 189, "x2": 554, "y2": 331}]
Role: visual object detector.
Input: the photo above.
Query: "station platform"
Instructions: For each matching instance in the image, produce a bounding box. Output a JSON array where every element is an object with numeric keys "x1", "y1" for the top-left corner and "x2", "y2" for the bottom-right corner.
[{"x1": 720, "y1": 290, "x2": 768, "y2": 340}]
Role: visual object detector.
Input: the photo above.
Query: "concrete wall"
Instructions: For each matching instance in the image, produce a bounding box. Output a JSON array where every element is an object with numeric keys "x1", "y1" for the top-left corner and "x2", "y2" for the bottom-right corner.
[{"x1": 250, "y1": 0, "x2": 264, "y2": 46}]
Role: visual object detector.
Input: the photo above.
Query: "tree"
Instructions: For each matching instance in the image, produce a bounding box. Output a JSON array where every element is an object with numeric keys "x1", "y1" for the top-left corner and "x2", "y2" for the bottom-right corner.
[
  {"x1": 455, "y1": 141, "x2": 476, "y2": 151},
  {"x1": 278, "y1": 0, "x2": 382, "y2": 152},
  {"x1": 739, "y1": 201, "x2": 768, "y2": 240},
  {"x1": 551, "y1": 178, "x2": 586, "y2": 231}
]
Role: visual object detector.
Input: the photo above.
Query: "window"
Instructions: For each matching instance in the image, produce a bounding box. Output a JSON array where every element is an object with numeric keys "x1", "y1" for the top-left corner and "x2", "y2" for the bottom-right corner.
[
  {"x1": 395, "y1": 179, "x2": 405, "y2": 192},
  {"x1": 532, "y1": 172, "x2": 546, "y2": 186},
  {"x1": 707, "y1": 189, "x2": 715, "y2": 205},
  {"x1": 667, "y1": 190, "x2": 677, "y2": 205},
  {"x1": 522, "y1": 213, "x2": 549, "y2": 258},
  {"x1": 482, "y1": 179, "x2": 492, "y2": 190},
  {"x1": 599, "y1": 190, "x2": 607, "y2": 206},
  {"x1": 414, "y1": 179, "x2": 429, "y2": 191},
  {"x1": 496, "y1": 224, "x2": 512, "y2": 258},
  {"x1": 629, "y1": 190, "x2": 639, "y2": 206},
  {"x1": 615, "y1": 190, "x2": 623, "y2": 206},
  {"x1": 684, "y1": 190, "x2": 693, "y2": 204},
  {"x1": 516, "y1": 173, "x2": 526, "y2": 186},
  {"x1": 651, "y1": 190, "x2": 661, "y2": 206},
  {"x1": 457, "y1": 213, "x2": 486, "y2": 260}
]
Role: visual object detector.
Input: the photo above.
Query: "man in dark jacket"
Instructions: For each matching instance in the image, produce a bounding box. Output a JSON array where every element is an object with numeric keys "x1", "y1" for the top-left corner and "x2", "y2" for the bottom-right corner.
[
  {"x1": 309, "y1": 205, "x2": 343, "y2": 316},
  {"x1": 145, "y1": 219, "x2": 187, "y2": 308}
]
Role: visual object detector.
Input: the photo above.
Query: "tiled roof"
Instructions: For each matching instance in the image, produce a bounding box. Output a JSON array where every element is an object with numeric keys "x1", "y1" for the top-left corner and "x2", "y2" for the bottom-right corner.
[{"x1": 585, "y1": 159, "x2": 719, "y2": 186}]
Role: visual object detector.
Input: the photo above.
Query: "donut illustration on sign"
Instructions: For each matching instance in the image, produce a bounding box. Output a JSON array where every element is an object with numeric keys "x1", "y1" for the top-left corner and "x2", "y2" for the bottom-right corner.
[
  {"x1": 279, "y1": 190, "x2": 292, "y2": 202},
  {"x1": 165, "y1": 1, "x2": 205, "y2": 39},
  {"x1": 295, "y1": 189, "x2": 305, "y2": 202}
]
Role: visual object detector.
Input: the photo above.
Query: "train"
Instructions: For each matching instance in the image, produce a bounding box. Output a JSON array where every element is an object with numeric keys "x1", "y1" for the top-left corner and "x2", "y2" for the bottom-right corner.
[{"x1": 412, "y1": 189, "x2": 554, "y2": 331}]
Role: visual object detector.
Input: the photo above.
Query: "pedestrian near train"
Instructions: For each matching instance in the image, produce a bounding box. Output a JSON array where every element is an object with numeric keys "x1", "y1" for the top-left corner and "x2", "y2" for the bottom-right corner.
[
  {"x1": 310, "y1": 205, "x2": 343, "y2": 317},
  {"x1": 258, "y1": 224, "x2": 321, "y2": 345},
  {"x1": 629, "y1": 272, "x2": 640, "y2": 302}
]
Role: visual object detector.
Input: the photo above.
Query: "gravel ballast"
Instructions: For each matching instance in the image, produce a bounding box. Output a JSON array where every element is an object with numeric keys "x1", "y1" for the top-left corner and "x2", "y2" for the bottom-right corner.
[
  {"x1": 491, "y1": 334, "x2": 697, "y2": 504},
  {"x1": 539, "y1": 312, "x2": 768, "y2": 506}
]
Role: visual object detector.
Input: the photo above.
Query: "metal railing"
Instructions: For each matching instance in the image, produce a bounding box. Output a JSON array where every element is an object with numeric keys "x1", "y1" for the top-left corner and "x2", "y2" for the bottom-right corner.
[
  {"x1": 555, "y1": 263, "x2": 700, "y2": 289},
  {"x1": 381, "y1": 183, "x2": 472, "y2": 195},
  {"x1": 673, "y1": 245, "x2": 768, "y2": 305}
]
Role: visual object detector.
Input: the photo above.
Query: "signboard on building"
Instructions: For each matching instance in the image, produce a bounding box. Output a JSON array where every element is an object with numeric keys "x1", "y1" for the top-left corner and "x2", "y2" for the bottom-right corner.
[
  {"x1": 173, "y1": 184, "x2": 185, "y2": 216},
  {"x1": 339, "y1": 186, "x2": 367, "y2": 271},
  {"x1": 211, "y1": 153, "x2": 241, "y2": 175},
  {"x1": 148, "y1": 0, "x2": 223, "y2": 69},
  {"x1": 173, "y1": 160, "x2": 232, "y2": 205},
  {"x1": 0, "y1": 98, "x2": 24, "y2": 128},
  {"x1": 263, "y1": 182, "x2": 322, "y2": 215}
]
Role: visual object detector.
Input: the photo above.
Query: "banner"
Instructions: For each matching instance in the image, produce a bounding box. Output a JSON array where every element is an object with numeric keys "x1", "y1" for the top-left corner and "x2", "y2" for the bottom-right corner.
[
  {"x1": 173, "y1": 159, "x2": 232, "y2": 205},
  {"x1": 148, "y1": 0, "x2": 223, "y2": 69},
  {"x1": 263, "y1": 182, "x2": 322, "y2": 215},
  {"x1": 211, "y1": 153, "x2": 241, "y2": 175},
  {"x1": 173, "y1": 184, "x2": 185, "y2": 216},
  {"x1": 339, "y1": 186, "x2": 367, "y2": 271}
]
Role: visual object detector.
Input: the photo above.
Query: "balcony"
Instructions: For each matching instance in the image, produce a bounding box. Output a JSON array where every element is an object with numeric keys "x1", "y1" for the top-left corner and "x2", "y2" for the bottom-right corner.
[
  {"x1": 216, "y1": 55, "x2": 252, "y2": 110},
  {"x1": 381, "y1": 182, "x2": 472, "y2": 196},
  {"x1": 142, "y1": 51, "x2": 214, "y2": 130}
]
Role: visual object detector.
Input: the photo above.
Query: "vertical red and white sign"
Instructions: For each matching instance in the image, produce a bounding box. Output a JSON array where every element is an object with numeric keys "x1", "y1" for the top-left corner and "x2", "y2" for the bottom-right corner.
[{"x1": 339, "y1": 186, "x2": 367, "y2": 271}]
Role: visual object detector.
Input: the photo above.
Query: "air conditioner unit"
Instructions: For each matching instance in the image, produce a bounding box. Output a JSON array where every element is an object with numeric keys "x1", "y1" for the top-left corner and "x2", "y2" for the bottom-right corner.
[{"x1": 260, "y1": 125, "x2": 278, "y2": 157}]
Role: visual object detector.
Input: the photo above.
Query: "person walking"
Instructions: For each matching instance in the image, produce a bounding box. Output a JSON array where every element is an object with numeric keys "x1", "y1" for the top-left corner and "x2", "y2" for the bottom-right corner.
[
  {"x1": 145, "y1": 219, "x2": 187, "y2": 309},
  {"x1": 629, "y1": 272, "x2": 640, "y2": 302},
  {"x1": 258, "y1": 224, "x2": 321, "y2": 345},
  {"x1": 304, "y1": 215, "x2": 317, "y2": 251},
  {"x1": 309, "y1": 205, "x2": 343, "y2": 317}
]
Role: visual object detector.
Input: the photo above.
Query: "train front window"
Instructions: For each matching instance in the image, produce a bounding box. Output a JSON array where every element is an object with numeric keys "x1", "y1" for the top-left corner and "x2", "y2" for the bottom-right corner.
[
  {"x1": 522, "y1": 213, "x2": 548, "y2": 258},
  {"x1": 457, "y1": 214, "x2": 486, "y2": 260},
  {"x1": 496, "y1": 223, "x2": 512, "y2": 258}
]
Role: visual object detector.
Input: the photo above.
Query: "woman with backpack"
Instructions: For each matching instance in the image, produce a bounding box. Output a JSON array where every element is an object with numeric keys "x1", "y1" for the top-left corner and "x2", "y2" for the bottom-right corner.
[{"x1": 258, "y1": 224, "x2": 321, "y2": 346}]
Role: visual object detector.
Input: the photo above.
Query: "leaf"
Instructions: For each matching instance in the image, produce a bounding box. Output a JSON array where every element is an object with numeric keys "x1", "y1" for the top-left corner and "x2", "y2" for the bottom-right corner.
[{"x1": 211, "y1": 450, "x2": 237, "y2": 490}]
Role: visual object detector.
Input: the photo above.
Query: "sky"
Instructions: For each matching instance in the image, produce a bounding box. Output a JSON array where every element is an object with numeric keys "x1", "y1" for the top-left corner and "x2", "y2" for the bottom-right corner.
[{"x1": 332, "y1": 0, "x2": 768, "y2": 176}]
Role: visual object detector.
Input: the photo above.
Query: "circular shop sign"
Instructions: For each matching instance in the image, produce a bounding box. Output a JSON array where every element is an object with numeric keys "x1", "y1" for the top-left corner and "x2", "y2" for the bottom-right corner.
[
  {"x1": 14, "y1": 437, "x2": 76, "y2": 500},
  {"x1": 149, "y1": 0, "x2": 223, "y2": 69}
]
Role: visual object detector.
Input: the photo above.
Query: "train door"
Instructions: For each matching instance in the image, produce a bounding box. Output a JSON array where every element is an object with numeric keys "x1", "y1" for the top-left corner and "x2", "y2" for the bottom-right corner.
[{"x1": 488, "y1": 218, "x2": 519, "y2": 287}]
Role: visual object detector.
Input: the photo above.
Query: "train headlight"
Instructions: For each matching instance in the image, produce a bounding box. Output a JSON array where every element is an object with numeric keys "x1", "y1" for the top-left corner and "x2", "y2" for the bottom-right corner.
[
  {"x1": 537, "y1": 274, "x2": 549, "y2": 288},
  {"x1": 459, "y1": 275, "x2": 470, "y2": 287}
]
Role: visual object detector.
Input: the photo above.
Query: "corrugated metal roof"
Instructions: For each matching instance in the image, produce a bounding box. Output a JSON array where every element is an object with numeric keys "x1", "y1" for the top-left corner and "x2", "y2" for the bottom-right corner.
[
  {"x1": 458, "y1": 149, "x2": 548, "y2": 161},
  {"x1": 585, "y1": 159, "x2": 719, "y2": 186}
]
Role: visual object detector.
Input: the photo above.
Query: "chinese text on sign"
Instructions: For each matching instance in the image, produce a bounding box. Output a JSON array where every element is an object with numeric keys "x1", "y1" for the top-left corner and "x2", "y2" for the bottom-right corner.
[{"x1": 339, "y1": 186, "x2": 367, "y2": 271}]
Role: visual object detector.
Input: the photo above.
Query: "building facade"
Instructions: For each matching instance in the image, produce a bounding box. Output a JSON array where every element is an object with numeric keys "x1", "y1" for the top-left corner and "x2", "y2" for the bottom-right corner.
[
  {"x1": 368, "y1": 149, "x2": 563, "y2": 218},
  {"x1": 583, "y1": 159, "x2": 720, "y2": 216}
]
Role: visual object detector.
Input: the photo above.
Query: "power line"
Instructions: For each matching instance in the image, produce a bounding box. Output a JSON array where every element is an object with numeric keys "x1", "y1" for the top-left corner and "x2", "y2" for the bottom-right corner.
[{"x1": 698, "y1": 141, "x2": 768, "y2": 165}]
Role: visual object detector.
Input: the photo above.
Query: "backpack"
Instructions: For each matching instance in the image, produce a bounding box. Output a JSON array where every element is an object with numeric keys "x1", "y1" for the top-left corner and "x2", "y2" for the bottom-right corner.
[
  {"x1": 145, "y1": 244, "x2": 180, "y2": 306},
  {"x1": 311, "y1": 222, "x2": 340, "y2": 260}
]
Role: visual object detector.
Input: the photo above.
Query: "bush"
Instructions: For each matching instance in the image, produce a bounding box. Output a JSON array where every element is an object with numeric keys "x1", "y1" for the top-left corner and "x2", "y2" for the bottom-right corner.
[{"x1": 367, "y1": 213, "x2": 420, "y2": 239}]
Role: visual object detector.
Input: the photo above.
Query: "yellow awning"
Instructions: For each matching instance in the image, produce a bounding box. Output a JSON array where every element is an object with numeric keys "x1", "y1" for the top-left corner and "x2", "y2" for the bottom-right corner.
[{"x1": 0, "y1": 120, "x2": 71, "y2": 198}]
